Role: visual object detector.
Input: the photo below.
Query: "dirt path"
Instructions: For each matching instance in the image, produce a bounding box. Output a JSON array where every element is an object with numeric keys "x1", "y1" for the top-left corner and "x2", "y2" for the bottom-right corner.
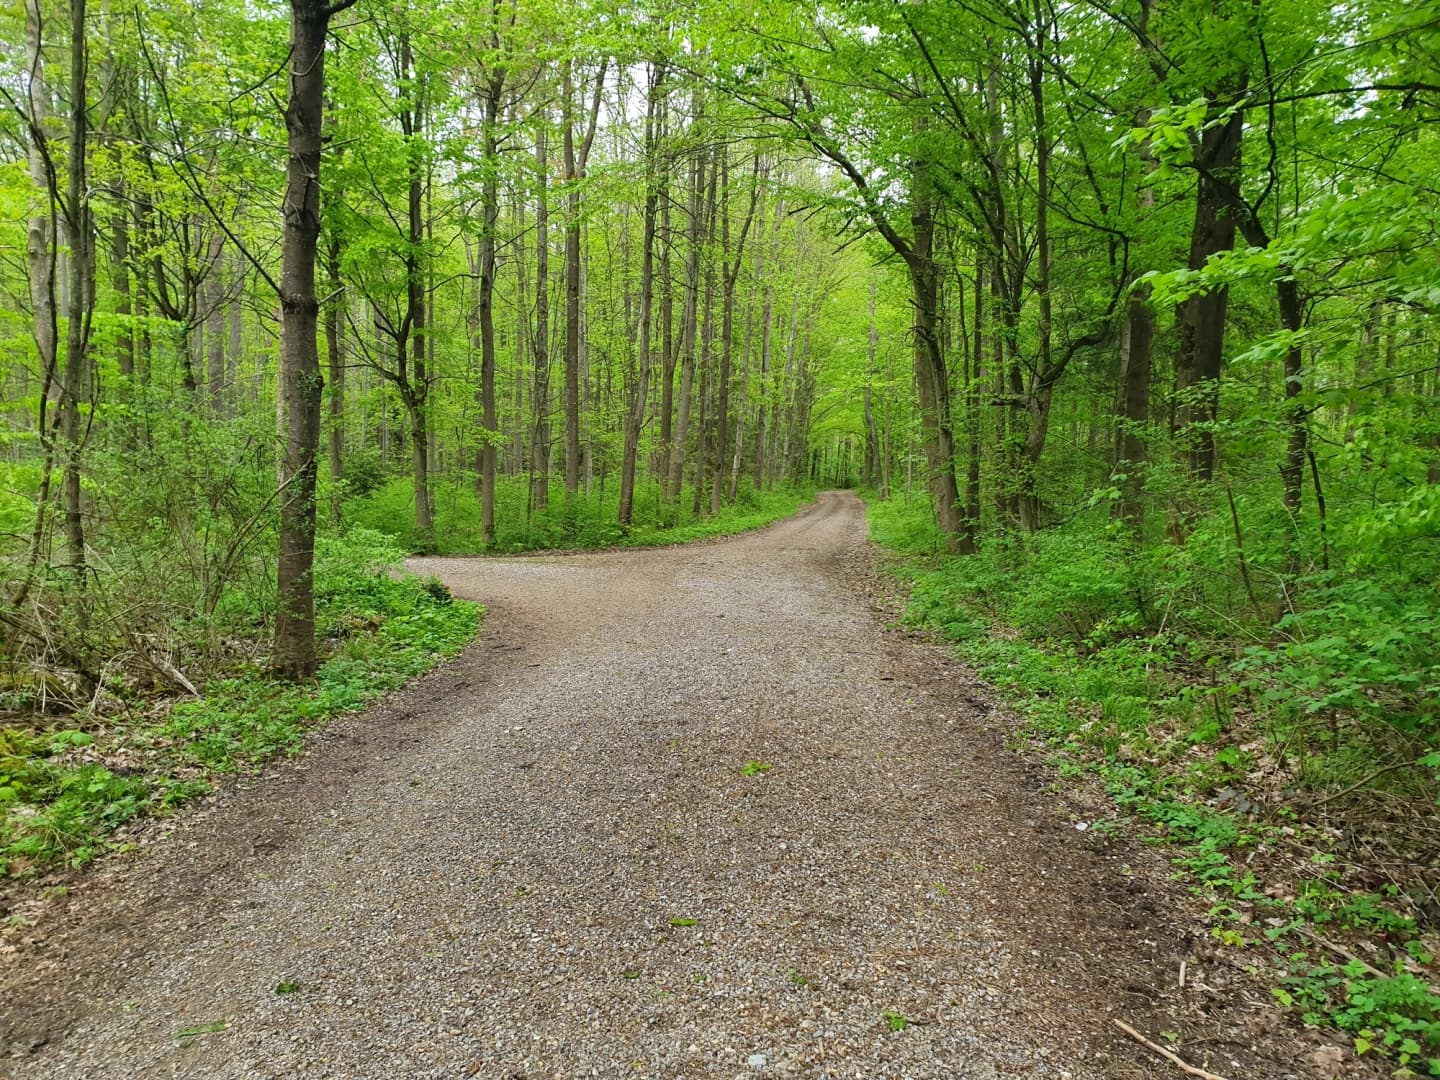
[{"x1": 1, "y1": 492, "x2": 1309, "y2": 1079}]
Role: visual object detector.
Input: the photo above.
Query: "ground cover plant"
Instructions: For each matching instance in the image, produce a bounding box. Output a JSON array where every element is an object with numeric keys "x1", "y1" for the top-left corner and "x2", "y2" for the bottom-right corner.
[
  {"x1": 868, "y1": 494, "x2": 1440, "y2": 1075},
  {"x1": 1, "y1": 528, "x2": 479, "y2": 878}
]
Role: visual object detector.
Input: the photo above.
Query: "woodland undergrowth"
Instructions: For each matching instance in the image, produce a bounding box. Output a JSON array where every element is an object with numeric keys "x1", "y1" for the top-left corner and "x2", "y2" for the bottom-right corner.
[
  {"x1": 345, "y1": 467, "x2": 814, "y2": 555},
  {"x1": 867, "y1": 494, "x2": 1440, "y2": 1076},
  {"x1": 1, "y1": 524, "x2": 479, "y2": 880}
]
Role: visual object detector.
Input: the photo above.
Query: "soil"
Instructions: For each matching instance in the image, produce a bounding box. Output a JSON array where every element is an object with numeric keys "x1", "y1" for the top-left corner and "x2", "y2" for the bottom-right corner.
[{"x1": 0, "y1": 492, "x2": 1357, "y2": 1078}]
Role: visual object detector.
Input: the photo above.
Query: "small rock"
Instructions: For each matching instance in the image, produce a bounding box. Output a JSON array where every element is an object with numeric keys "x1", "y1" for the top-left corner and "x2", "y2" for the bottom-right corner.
[{"x1": 748, "y1": 1053, "x2": 768, "y2": 1069}]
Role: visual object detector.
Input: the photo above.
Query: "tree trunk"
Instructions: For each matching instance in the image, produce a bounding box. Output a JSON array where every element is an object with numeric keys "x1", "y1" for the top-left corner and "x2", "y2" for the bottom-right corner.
[
  {"x1": 530, "y1": 114, "x2": 551, "y2": 513},
  {"x1": 1114, "y1": 124, "x2": 1156, "y2": 533},
  {"x1": 864, "y1": 277, "x2": 885, "y2": 494},
  {"x1": 691, "y1": 150, "x2": 719, "y2": 515},
  {"x1": 712, "y1": 153, "x2": 736, "y2": 515},
  {"x1": 477, "y1": 73, "x2": 502, "y2": 543},
  {"x1": 667, "y1": 142, "x2": 704, "y2": 501},
  {"x1": 754, "y1": 196, "x2": 785, "y2": 490},
  {"x1": 1174, "y1": 102, "x2": 1244, "y2": 482},
  {"x1": 404, "y1": 34, "x2": 432, "y2": 541},
  {"x1": 960, "y1": 259, "x2": 982, "y2": 547},
  {"x1": 274, "y1": 0, "x2": 350, "y2": 679},
  {"x1": 59, "y1": 0, "x2": 92, "y2": 586},
  {"x1": 325, "y1": 238, "x2": 344, "y2": 522},
  {"x1": 906, "y1": 157, "x2": 962, "y2": 543},
  {"x1": 561, "y1": 60, "x2": 604, "y2": 499},
  {"x1": 618, "y1": 63, "x2": 664, "y2": 526},
  {"x1": 205, "y1": 232, "x2": 227, "y2": 413}
]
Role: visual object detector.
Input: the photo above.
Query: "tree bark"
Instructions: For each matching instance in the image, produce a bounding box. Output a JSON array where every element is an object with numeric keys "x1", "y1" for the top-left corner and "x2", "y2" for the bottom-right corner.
[
  {"x1": 59, "y1": 0, "x2": 92, "y2": 585},
  {"x1": 561, "y1": 59, "x2": 604, "y2": 498},
  {"x1": 274, "y1": 0, "x2": 351, "y2": 680},
  {"x1": 530, "y1": 111, "x2": 551, "y2": 512},
  {"x1": 476, "y1": 69, "x2": 503, "y2": 543},
  {"x1": 206, "y1": 232, "x2": 227, "y2": 414},
  {"x1": 618, "y1": 63, "x2": 664, "y2": 526},
  {"x1": 667, "y1": 140, "x2": 704, "y2": 501},
  {"x1": 325, "y1": 237, "x2": 344, "y2": 521},
  {"x1": 1174, "y1": 102, "x2": 1244, "y2": 482}
]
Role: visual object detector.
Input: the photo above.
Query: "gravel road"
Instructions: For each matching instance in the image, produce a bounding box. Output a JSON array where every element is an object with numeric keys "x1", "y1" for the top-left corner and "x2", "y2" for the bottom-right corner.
[{"x1": 0, "y1": 492, "x2": 1308, "y2": 1079}]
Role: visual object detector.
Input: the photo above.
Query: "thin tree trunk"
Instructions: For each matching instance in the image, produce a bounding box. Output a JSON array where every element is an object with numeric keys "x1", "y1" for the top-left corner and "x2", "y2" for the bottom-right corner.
[
  {"x1": 325, "y1": 237, "x2": 344, "y2": 521},
  {"x1": 864, "y1": 278, "x2": 880, "y2": 491},
  {"x1": 275, "y1": 0, "x2": 354, "y2": 679},
  {"x1": 477, "y1": 71, "x2": 502, "y2": 543},
  {"x1": 667, "y1": 140, "x2": 704, "y2": 501},
  {"x1": 530, "y1": 112, "x2": 551, "y2": 512},
  {"x1": 206, "y1": 232, "x2": 227, "y2": 414},
  {"x1": 1174, "y1": 100, "x2": 1245, "y2": 483},
  {"x1": 753, "y1": 196, "x2": 785, "y2": 489},
  {"x1": 562, "y1": 59, "x2": 605, "y2": 498},
  {"x1": 711, "y1": 153, "x2": 758, "y2": 514},
  {"x1": 59, "y1": 0, "x2": 92, "y2": 585},
  {"x1": 18, "y1": 0, "x2": 60, "y2": 604},
  {"x1": 618, "y1": 63, "x2": 665, "y2": 526}
]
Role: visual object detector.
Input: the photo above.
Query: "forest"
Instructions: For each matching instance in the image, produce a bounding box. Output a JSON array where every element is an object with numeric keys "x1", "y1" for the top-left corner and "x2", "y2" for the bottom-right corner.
[{"x1": 1, "y1": 0, "x2": 1438, "y2": 1070}]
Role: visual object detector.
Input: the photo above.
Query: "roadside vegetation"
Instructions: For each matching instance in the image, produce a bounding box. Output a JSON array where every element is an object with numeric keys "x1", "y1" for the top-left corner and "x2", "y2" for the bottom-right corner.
[
  {"x1": 868, "y1": 495, "x2": 1440, "y2": 1076},
  {"x1": 2, "y1": 528, "x2": 478, "y2": 879}
]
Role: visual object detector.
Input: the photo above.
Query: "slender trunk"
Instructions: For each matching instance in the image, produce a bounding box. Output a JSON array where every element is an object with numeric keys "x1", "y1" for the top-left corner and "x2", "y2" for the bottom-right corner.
[
  {"x1": 658, "y1": 138, "x2": 675, "y2": 486},
  {"x1": 1174, "y1": 100, "x2": 1245, "y2": 483},
  {"x1": 275, "y1": 0, "x2": 348, "y2": 679},
  {"x1": 863, "y1": 277, "x2": 881, "y2": 491},
  {"x1": 1018, "y1": 11, "x2": 1053, "y2": 533},
  {"x1": 60, "y1": 0, "x2": 91, "y2": 584},
  {"x1": 404, "y1": 35, "x2": 432, "y2": 541},
  {"x1": 228, "y1": 250, "x2": 243, "y2": 392},
  {"x1": 477, "y1": 73, "x2": 502, "y2": 543},
  {"x1": 530, "y1": 115, "x2": 551, "y2": 512},
  {"x1": 18, "y1": 0, "x2": 60, "y2": 604},
  {"x1": 618, "y1": 63, "x2": 664, "y2": 526},
  {"x1": 561, "y1": 60, "x2": 605, "y2": 498},
  {"x1": 205, "y1": 232, "x2": 226, "y2": 413},
  {"x1": 667, "y1": 141, "x2": 704, "y2": 501},
  {"x1": 325, "y1": 237, "x2": 344, "y2": 521},
  {"x1": 511, "y1": 185, "x2": 527, "y2": 477},
  {"x1": 1114, "y1": 129, "x2": 1155, "y2": 532},
  {"x1": 692, "y1": 150, "x2": 719, "y2": 515},
  {"x1": 907, "y1": 149, "x2": 962, "y2": 543},
  {"x1": 1278, "y1": 277, "x2": 1306, "y2": 581},
  {"x1": 754, "y1": 196, "x2": 785, "y2": 489}
]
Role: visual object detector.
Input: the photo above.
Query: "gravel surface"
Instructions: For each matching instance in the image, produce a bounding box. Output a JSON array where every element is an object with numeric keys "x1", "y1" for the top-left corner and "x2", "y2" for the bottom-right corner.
[{"x1": 0, "y1": 492, "x2": 1320, "y2": 1079}]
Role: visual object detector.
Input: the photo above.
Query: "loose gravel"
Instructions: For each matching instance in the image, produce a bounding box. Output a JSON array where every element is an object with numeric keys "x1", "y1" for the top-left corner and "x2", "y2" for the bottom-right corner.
[{"x1": 0, "y1": 492, "x2": 1315, "y2": 1079}]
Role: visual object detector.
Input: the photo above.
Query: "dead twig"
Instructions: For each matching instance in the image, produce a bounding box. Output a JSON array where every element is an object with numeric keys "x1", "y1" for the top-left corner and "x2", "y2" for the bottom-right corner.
[
  {"x1": 1297, "y1": 928, "x2": 1439, "y2": 991},
  {"x1": 1305, "y1": 758, "x2": 1426, "y2": 809},
  {"x1": 1112, "y1": 1019, "x2": 1231, "y2": 1080}
]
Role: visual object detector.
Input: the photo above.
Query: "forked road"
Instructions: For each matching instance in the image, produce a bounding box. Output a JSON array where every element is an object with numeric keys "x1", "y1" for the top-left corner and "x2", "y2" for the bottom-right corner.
[{"x1": 1, "y1": 493, "x2": 1287, "y2": 1079}]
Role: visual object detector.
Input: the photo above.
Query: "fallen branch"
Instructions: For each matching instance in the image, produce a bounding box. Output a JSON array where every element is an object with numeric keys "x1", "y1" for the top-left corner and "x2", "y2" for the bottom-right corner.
[{"x1": 1112, "y1": 1019, "x2": 1231, "y2": 1080}]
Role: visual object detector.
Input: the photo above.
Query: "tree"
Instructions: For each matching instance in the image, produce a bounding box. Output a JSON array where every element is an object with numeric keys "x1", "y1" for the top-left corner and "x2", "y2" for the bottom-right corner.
[{"x1": 274, "y1": 0, "x2": 359, "y2": 680}]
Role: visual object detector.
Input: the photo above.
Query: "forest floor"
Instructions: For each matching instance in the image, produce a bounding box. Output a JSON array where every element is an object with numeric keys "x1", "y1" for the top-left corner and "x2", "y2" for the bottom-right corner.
[{"x1": 0, "y1": 492, "x2": 1359, "y2": 1079}]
